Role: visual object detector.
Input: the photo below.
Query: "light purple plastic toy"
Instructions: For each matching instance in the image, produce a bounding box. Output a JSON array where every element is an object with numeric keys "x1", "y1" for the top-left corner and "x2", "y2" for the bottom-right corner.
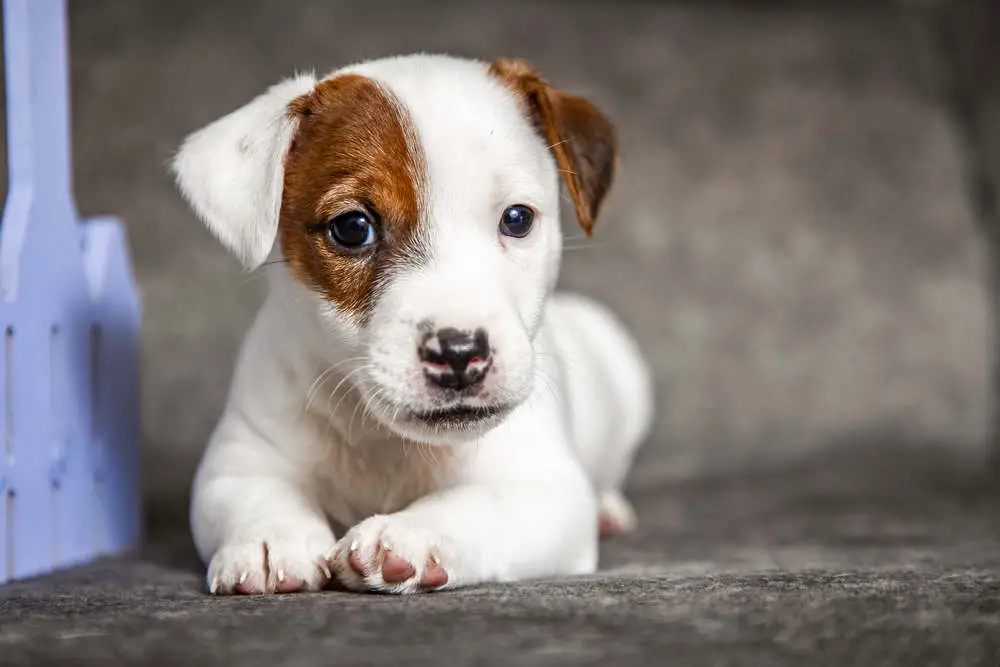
[{"x1": 0, "y1": 0, "x2": 141, "y2": 583}]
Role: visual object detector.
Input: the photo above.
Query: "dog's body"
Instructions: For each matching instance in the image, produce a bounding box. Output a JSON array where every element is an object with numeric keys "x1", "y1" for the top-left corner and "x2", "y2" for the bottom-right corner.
[{"x1": 174, "y1": 54, "x2": 653, "y2": 595}]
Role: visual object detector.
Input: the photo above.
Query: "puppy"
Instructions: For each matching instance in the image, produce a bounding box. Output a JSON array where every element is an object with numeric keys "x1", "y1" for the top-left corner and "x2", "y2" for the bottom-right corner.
[{"x1": 172, "y1": 54, "x2": 653, "y2": 595}]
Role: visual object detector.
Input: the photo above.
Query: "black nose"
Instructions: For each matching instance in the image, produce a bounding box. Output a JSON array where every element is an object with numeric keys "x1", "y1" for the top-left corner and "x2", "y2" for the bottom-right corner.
[{"x1": 419, "y1": 327, "x2": 492, "y2": 390}]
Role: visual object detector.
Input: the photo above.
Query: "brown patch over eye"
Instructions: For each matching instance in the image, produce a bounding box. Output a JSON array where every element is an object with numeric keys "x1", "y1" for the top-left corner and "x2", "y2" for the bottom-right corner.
[{"x1": 279, "y1": 74, "x2": 426, "y2": 320}]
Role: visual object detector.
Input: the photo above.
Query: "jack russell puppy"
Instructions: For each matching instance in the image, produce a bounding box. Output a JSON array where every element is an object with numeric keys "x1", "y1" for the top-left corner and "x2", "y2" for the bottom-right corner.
[{"x1": 172, "y1": 54, "x2": 653, "y2": 595}]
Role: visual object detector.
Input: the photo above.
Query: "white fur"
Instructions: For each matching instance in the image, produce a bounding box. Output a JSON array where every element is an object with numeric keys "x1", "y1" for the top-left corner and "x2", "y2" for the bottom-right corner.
[{"x1": 173, "y1": 54, "x2": 653, "y2": 595}]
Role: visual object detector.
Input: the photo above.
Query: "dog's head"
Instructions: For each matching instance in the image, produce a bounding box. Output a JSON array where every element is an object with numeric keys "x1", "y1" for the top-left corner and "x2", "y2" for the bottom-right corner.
[{"x1": 172, "y1": 55, "x2": 616, "y2": 444}]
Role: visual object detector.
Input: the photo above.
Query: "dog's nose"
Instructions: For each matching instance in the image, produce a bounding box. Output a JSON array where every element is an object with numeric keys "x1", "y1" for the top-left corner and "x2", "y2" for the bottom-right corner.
[{"x1": 419, "y1": 327, "x2": 492, "y2": 390}]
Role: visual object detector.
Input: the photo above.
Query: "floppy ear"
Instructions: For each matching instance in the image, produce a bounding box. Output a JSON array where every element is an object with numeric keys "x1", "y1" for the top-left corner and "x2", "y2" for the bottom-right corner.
[
  {"x1": 489, "y1": 58, "x2": 617, "y2": 236},
  {"x1": 171, "y1": 74, "x2": 317, "y2": 269}
]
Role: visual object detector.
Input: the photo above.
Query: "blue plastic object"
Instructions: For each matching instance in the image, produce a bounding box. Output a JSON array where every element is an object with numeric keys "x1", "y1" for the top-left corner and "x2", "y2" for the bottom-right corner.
[{"x1": 0, "y1": 0, "x2": 141, "y2": 583}]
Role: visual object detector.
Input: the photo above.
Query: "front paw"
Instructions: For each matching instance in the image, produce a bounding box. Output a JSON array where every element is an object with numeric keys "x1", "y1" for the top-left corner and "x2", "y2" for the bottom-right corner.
[
  {"x1": 207, "y1": 524, "x2": 336, "y2": 595},
  {"x1": 330, "y1": 515, "x2": 452, "y2": 594}
]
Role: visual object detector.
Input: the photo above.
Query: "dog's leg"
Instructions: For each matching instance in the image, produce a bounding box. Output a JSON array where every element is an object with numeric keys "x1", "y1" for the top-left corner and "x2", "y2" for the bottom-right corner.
[
  {"x1": 545, "y1": 293, "x2": 654, "y2": 539},
  {"x1": 330, "y1": 480, "x2": 597, "y2": 594},
  {"x1": 191, "y1": 425, "x2": 337, "y2": 595},
  {"x1": 329, "y1": 408, "x2": 598, "y2": 594},
  {"x1": 598, "y1": 489, "x2": 638, "y2": 537}
]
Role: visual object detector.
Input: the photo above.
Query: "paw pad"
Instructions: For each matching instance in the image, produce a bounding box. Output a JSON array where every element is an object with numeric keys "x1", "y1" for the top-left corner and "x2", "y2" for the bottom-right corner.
[{"x1": 339, "y1": 530, "x2": 449, "y2": 593}]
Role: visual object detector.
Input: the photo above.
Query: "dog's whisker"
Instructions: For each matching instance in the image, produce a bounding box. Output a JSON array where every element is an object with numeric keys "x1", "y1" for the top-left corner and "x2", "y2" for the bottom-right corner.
[
  {"x1": 530, "y1": 367, "x2": 561, "y2": 409},
  {"x1": 316, "y1": 369, "x2": 358, "y2": 411},
  {"x1": 323, "y1": 367, "x2": 375, "y2": 443},
  {"x1": 563, "y1": 239, "x2": 608, "y2": 246},
  {"x1": 358, "y1": 390, "x2": 377, "y2": 433},
  {"x1": 347, "y1": 382, "x2": 375, "y2": 445},
  {"x1": 325, "y1": 366, "x2": 370, "y2": 417},
  {"x1": 561, "y1": 244, "x2": 606, "y2": 253},
  {"x1": 360, "y1": 386, "x2": 390, "y2": 433},
  {"x1": 235, "y1": 272, "x2": 269, "y2": 288},
  {"x1": 417, "y1": 443, "x2": 431, "y2": 467},
  {"x1": 529, "y1": 364, "x2": 562, "y2": 405},
  {"x1": 536, "y1": 378, "x2": 560, "y2": 405},
  {"x1": 304, "y1": 357, "x2": 370, "y2": 414},
  {"x1": 415, "y1": 441, "x2": 429, "y2": 466},
  {"x1": 535, "y1": 336, "x2": 588, "y2": 376},
  {"x1": 256, "y1": 258, "x2": 291, "y2": 269},
  {"x1": 233, "y1": 259, "x2": 291, "y2": 287},
  {"x1": 419, "y1": 441, "x2": 438, "y2": 467}
]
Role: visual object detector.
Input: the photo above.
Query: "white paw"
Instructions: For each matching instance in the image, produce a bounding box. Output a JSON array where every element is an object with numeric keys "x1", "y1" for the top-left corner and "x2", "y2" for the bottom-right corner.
[
  {"x1": 206, "y1": 523, "x2": 336, "y2": 595},
  {"x1": 598, "y1": 489, "x2": 637, "y2": 538},
  {"x1": 330, "y1": 514, "x2": 453, "y2": 594}
]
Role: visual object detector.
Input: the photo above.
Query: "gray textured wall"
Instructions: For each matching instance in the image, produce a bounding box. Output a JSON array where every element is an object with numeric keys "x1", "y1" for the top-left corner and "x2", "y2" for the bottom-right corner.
[{"x1": 3, "y1": 0, "x2": 995, "y2": 521}]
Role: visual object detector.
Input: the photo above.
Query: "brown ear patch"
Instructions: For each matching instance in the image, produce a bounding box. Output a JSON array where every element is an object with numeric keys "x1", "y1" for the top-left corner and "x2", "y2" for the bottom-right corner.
[
  {"x1": 488, "y1": 58, "x2": 617, "y2": 236},
  {"x1": 279, "y1": 74, "x2": 426, "y2": 320}
]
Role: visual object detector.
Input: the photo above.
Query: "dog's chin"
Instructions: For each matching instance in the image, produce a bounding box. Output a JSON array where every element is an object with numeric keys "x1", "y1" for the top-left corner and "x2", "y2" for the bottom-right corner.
[{"x1": 372, "y1": 401, "x2": 516, "y2": 445}]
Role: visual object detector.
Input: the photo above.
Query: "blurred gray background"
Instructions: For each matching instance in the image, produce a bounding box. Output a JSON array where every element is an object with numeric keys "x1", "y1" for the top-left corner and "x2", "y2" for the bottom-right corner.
[{"x1": 48, "y1": 0, "x2": 1000, "y2": 523}]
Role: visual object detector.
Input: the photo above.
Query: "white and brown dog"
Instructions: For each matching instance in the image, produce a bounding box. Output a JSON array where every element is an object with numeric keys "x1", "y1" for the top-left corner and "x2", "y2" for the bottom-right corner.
[{"x1": 172, "y1": 54, "x2": 653, "y2": 595}]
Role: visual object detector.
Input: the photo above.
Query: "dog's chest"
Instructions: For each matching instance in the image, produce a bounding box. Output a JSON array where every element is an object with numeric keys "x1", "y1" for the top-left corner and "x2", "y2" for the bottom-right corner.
[{"x1": 310, "y1": 424, "x2": 463, "y2": 527}]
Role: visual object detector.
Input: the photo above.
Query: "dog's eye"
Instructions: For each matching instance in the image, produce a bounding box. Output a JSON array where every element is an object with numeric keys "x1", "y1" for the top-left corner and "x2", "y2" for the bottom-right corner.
[
  {"x1": 499, "y1": 205, "x2": 535, "y2": 238},
  {"x1": 327, "y1": 211, "x2": 376, "y2": 251}
]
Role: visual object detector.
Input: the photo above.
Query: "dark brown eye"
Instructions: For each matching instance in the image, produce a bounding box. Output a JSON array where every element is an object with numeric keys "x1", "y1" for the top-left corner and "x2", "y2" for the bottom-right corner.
[
  {"x1": 327, "y1": 211, "x2": 376, "y2": 250},
  {"x1": 499, "y1": 205, "x2": 535, "y2": 238}
]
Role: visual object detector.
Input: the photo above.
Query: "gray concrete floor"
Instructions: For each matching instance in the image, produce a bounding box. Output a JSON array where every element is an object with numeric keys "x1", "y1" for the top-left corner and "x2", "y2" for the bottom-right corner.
[{"x1": 2, "y1": 442, "x2": 999, "y2": 666}]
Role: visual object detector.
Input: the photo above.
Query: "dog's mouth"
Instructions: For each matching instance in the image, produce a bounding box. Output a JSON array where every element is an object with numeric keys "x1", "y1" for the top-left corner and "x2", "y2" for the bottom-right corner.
[{"x1": 410, "y1": 403, "x2": 513, "y2": 428}]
